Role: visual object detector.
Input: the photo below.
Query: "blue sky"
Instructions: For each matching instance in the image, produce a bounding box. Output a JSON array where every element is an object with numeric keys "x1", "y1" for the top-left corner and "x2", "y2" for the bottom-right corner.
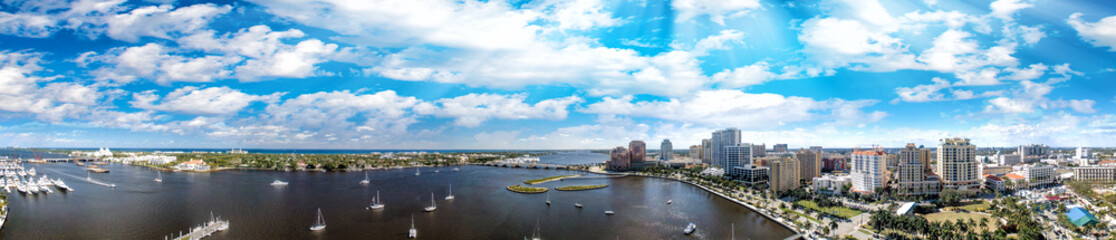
[{"x1": 0, "y1": 0, "x2": 1115, "y2": 149}]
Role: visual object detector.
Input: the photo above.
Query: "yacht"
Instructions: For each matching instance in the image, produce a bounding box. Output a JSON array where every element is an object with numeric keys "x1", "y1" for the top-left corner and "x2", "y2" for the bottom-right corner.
[
  {"x1": 423, "y1": 193, "x2": 437, "y2": 212},
  {"x1": 683, "y1": 223, "x2": 696, "y2": 235},
  {"x1": 27, "y1": 168, "x2": 35, "y2": 177},
  {"x1": 359, "y1": 172, "x2": 370, "y2": 185},
  {"x1": 309, "y1": 208, "x2": 326, "y2": 231},
  {"x1": 26, "y1": 181, "x2": 38, "y2": 194},
  {"x1": 155, "y1": 171, "x2": 163, "y2": 182},
  {"x1": 574, "y1": 203, "x2": 583, "y2": 208},
  {"x1": 38, "y1": 177, "x2": 52, "y2": 193},
  {"x1": 434, "y1": 169, "x2": 440, "y2": 173},
  {"x1": 444, "y1": 184, "x2": 454, "y2": 200},
  {"x1": 667, "y1": 199, "x2": 672, "y2": 204},
  {"x1": 15, "y1": 182, "x2": 25, "y2": 193},
  {"x1": 270, "y1": 180, "x2": 288, "y2": 186},
  {"x1": 54, "y1": 179, "x2": 72, "y2": 192},
  {"x1": 368, "y1": 191, "x2": 385, "y2": 210},
  {"x1": 408, "y1": 215, "x2": 417, "y2": 238},
  {"x1": 604, "y1": 210, "x2": 614, "y2": 215}
]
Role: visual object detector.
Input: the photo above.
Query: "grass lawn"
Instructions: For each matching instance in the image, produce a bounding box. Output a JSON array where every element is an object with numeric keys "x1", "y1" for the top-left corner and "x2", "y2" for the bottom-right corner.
[
  {"x1": 795, "y1": 200, "x2": 863, "y2": 219},
  {"x1": 506, "y1": 184, "x2": 548, "y2": 193},
  {"x1": 945, "y1": 200, "x2": 991, "y2": 212},
  {"x1": 782, "y1": 207, "x2": 820, "y2": 223},
  {"x1": 523, "y1": 174, "x2": 581, "y2": 184},
  {"x1": 554, "y1": 184, "x2": 608, "y2": 191},
  {"x1": 922, "y1": 212, "x2": 998, "y2": 232}
]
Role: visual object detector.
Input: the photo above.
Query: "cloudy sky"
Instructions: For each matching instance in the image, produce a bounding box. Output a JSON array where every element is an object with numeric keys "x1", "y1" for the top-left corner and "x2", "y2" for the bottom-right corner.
[{"x1": 0, "y1": 0, "x2": 1114, "y2": 149}]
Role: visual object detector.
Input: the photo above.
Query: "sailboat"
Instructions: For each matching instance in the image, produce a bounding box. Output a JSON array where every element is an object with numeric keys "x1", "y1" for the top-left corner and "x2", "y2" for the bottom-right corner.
[
  {"x1": 360, "y1": 172, "x2": 370, "y2": 185},
  {"x1": 154, "y1": 171, "x2": 163, "y2": 182},
  {"x1": 424, "y1": 193, "x2": 437, "y2": 212},
  {"x1": 444, "y1": 184, "x2": 454, "y2": 200},
  {"x1": 530, "y1": 219, "x2": 541, "y2": 240},
  {"x1": 369, "y1": 191, "x2": 385, "y2": 210},
  {"x1": 545, "y1": 192, "x2": 551, "y2": 205},
  {"x1": 408, "y1": 215, "x2": 417, "y2": 238},
  {"x1": 309, "y1": 208, "x2": 326, "y2": 231},
  {"x1": 414, "y1": 168, "x2": 420, "y2": 176}
]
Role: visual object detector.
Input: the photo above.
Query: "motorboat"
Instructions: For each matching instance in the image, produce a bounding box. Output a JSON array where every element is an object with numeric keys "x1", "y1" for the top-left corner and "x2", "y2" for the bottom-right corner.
[
  {"x1": 574, "y1": 203, "x2": 583, "y2": 208},
  {"x1": 684, "y1": 222, "x2": 696, "y2": 235},
  {"x1": 270, "y1": 180, "x2": 288, "y2": 186},
  {"x1": 604, "y1": 210, "x2": 614, "y2": 215}
]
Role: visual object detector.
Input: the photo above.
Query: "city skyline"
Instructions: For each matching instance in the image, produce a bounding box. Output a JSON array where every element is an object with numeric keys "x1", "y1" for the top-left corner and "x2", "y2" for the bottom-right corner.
[{"x1": 2, "y1": 0, "x2": 1116, "y2": 149}]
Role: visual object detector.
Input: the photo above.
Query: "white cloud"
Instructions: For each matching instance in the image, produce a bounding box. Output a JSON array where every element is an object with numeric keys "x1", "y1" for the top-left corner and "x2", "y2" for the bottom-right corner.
[
  {"x1": 179, "y1": 25, "x2": 340, "y2": 81},
  {"x1": 0, "y1": 0, "x2": 125, "y2": 38},
  {"x1": 104, "y1": 3, "x2": 231, "y2": 42},
  {"x1": 580, "y1": 90, "x2": 886, "y2": 128},
  {"x1": 86, "y1": 43, "x2": 238, "y2": 84},
  {"x1": 1067, "y1": 13, "x2": 1116, "y2": 51},
  {"x1": 672, "y1": 0, "x2": 761, "y2": 25},
  {"x1": 689, "y1": 29, "x2": 744, "y2": 56},
  {"x1": 989, "y1": 0, "x2": 1032, "y2": 21},
  {"x1": 1002, "y1": 63, "x2": 1047, "y2": 81},
  {"x1": 131, "y1": 86, "x2": 280, "y2": 115},
  {"x1": 415, "y1": 93, "x2": 582, "y2": 127},
  {"x1": 711, "y1": 62, "x2": 776, "y2": 89},
  {"x1": 0, "y1": 51, "x2": 124, "y2": 123},
  {"x1": 894, "y1": 77, "x2": 950, "y2": 103}
]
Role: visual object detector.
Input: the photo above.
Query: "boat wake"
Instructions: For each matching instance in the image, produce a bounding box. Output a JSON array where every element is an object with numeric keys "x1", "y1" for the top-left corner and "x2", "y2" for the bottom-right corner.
[{"x1": 46, "y1": 169, "x2": 116, "y2": 188}]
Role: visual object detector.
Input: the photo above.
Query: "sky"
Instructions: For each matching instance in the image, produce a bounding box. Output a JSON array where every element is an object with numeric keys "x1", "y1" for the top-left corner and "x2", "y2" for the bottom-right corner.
[{"x1": 0, "y1": 0, "x2": 1115, "y2": 150}]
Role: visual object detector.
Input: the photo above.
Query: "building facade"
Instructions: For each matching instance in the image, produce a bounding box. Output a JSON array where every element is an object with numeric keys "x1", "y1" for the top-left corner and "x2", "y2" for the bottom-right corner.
[
  {"x1": 724, "y1": 143, "x2": 753, "y2": 177},
  {"x1": 1019, "y1": 144, "x2": 1049, "y2": 163},
  {"x1": 850, "y1": 147, "x2": 886, "y2": 194},
  {"x1": 711, "y1": 128, "x2": 741, "y2": 168},
  {"x1": 796, "y1": 149, "x2": 821, "y2": 182},
  {"x1": 660, "y1": 139, "x2": 673, "y2": 161},
  {"x1": 607, "y1": 147, "x2": 631, "y2": 171},
  {"x1": 1073, "y1": 165, "x2": 1116, "y2": 182},
  {"x1": 938, "y1": 138, "x2": 980, "y2": 191},
  {"x1": 773, "y1": 144, "x2": 788, "y2": 153},
  {"x1": 689, "y1": 145, "x2": 700, "y2": 161},
  {"x1": 628, "y1": 140, "x2": 647, "y2": 163},
  {"x1": 1021, "y1": 164, "x2": 1055, "y2": 188},
  {"x1": 701, "y1": 139, "x2": 712, "y2": 164},
  {"x1": 752, "y1": 143, "x2": 766, "y2": 158},
  {"x1": 896, "y1": 143, "x2": 939, "y2": 195},
  {"x1": 812, "y1": 174, "x2": 851, "y2": 195},
  {"x1": 769, "y1": 154, "x2": 800, "y2": 193}
]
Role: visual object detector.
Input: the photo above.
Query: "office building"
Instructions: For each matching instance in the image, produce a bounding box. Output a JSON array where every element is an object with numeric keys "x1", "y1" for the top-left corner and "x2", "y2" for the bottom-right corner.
[
  {"x1": 689, "y1": 145, "x2": 700, "y2": 161},
  {"x1": 1019, "y1": 144, "x2": 1049, "y2": 163},
  {"x1": 812, "y1": 174, "x2": 851, "y2": 195},
  {"x1": 810, "y1": 146, "x2": 823, "y2": 154},
  {"x1": 660, "y1": 139, "x2": 673, "y2": 161},
  {"x1": 769, "y1": 154, "x2": 800, "y2": 193},
  {"x1": 734, "y1": 165, "x2": 769, "y2": 184},
  {"x1": 850, "y1": 147, "x2": 886, "y2": 194},
  {"x1": 1020, "y1": 164, "x2": 1055, "y2": 188},
  {"x1": 938, "y1": 138, "x2": 980, "y2": 191},
  {"x1": 796, "y1": 149, "x2": 821, "y2": 182},
  {"x1": 1072, "y1": 165, "x2": 1116, "y2": 182},
  {"x1": 607, "y1": 147, "x2": 630, "y2": 171},
  {"x1": 711, "y1": 128, "x2": 741, "y2": 168},
  {"x1": 724, "y1": 143, "x2": 753, "y2": 177},
  {"x1": 629, "y1": 140, "x2": 647, "y2": 163},
  {"x1": 773, "y1": 144, "x2": 788, "y2": 153}
]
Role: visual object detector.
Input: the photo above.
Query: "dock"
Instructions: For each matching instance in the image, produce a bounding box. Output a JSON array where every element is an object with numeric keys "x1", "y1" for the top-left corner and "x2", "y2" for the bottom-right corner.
[{"x1": 170, "y1": 214, "x2": 229, "y2": 240}]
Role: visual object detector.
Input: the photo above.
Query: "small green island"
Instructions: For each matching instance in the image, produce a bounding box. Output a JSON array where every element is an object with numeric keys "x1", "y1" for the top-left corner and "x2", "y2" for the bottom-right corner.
[
  {"x1": 506, "y1": 184, "x2": 549, "y2": 193},
  {"x1": 555, "y1": 184, "x2": 608, "y2": 191},
  {"x1": 523, "y1": 174, "x2": 582, "y2": 184}
]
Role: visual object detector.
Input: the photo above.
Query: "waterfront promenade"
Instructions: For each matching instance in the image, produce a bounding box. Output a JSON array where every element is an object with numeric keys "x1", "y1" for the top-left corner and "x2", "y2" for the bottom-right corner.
[{"x1": 171, "y1": 217, "x2": 228, "y2": 240}]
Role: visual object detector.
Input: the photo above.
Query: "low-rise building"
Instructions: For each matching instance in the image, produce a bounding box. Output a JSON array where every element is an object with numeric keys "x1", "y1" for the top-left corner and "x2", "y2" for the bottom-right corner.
[
  {"x1": 812, "y1": 174, "x2": 851, "y2": 195},
  {"x1": 1021, "y1": 164, "x2": 1055, "y2": 188},
  {"x1": 174, "y1": 159, "x2": 210, "y2": 171},
  {"x1": 733, "y1": 165, "x2": 769, "y2": 184},
  {"x1": 983, "y1": 174, "x2": 1005, "y2": 192},
  {"x1": 1072, "y1": 165, "x2": 1116, "y2": 182}
]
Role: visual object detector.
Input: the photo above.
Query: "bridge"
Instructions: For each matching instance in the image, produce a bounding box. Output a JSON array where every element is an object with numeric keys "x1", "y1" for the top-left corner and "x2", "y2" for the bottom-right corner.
[{"x1": 477, "y1": 162, "x2": 593, "y2": 170}]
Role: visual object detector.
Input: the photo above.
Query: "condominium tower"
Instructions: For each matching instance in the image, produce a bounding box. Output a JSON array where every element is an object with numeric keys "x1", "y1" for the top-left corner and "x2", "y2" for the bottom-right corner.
[
  {"x1": 937, "y1": 138, "x2": 980, "y2": 191},
  {"x1": 850, "y1": 147, "x2": 886, "y2": 194}
]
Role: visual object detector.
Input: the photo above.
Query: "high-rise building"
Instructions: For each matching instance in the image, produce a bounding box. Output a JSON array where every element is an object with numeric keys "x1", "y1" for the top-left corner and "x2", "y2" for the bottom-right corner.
[
  {"x1": 796, "y1": 149, "x2": 820, "y2": 182},
  {"x1": 607, "y1": 147, "x2": 630, "y2": 171},
  {"x1": 711, "y1": 128, "x2": 741, "y2": 168},
  {"x1": 896, "y1": 143, "x2": 939, "y2": 195},
  {"x1": 810, "y1": 146, "x2": 823, "y2": 154},
  {"x1": 752, "y1": 143, "x2": 766, "y2": 158},
  {"x1": 1021, "y1": 165, "x2": 1055, "y2": 188},
  {"x1": 628, "y1": 141, "x2": 646, "y2": 163},
  {"x1": 689, "y1": 145, "x2": 700, "y2": 161},
  {"x1": 850, "y1": 147, "x2": 886, "y2": 194},
  {"x1": 724, "y1": 143, "x2": 753, "y2": 178},
  {"x1": 660, "y1": 139, "x2": 673, "y2": 161},
  {"x1": 701, "y1": 139, "x2": 712, "y2": 164},
  {"x1": 1018, "y1": 144, "x2": 1049, "y2": 163},
  {"x1": 773, "y1": 144, "x2": 788, "y2": 153},
  {"x1": 1076, "y1": 147, "x2": 1092, "y2": 160},
  {"x1": 938, "y1": 138, "x2": 980, "y2": 191},
  {"x1": 769, "y1": 154, "x2": 800, "y2": 193}
]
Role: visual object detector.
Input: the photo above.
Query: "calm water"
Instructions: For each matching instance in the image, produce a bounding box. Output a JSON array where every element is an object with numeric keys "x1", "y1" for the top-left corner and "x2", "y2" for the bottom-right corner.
[
  {"x1": 0, "y1": 157, "x2": 792, "y2": 239},
  {"x1": 538, "y1": 151, "x2": 609, "y2": 165}
]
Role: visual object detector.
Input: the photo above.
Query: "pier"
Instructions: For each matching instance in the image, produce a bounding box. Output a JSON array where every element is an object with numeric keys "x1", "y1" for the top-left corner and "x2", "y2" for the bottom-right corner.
[{"x1": 170, "y1": 214, "x2": 229, "y2": 240}]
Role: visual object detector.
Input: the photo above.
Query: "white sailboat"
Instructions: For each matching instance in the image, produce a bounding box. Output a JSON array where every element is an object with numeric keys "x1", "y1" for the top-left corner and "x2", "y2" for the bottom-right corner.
[
  {"x1": 309, "y1": 208, "x2": 326, "y2": 231},
  {"x1": 359, "y1": 172, "x2": 370, "y2": 185},
  {"x1": 154, "y1": 171, "x2": 163, "y2": 182},
  {"x1": 423, "y1": 192, "x2": 437, "y2": 212},
  {"x1": 530, "y1": 219, "x2": 541, "y2": 240},
  {"x1": 414, "y1": 168, "x2": 420, "y2": 176},
  {"x1": 545, "y1": 192, "x2": 550, "y2": 205},
  {"x1": 368, "y1": 191, "x2": 385, "y2": 210},
  {"x1": 444, "y1": 184, "x2": 454, "y2": 200},
  {"x1": 408, "y1": 215, "x2": 417, "y2": 238}
]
